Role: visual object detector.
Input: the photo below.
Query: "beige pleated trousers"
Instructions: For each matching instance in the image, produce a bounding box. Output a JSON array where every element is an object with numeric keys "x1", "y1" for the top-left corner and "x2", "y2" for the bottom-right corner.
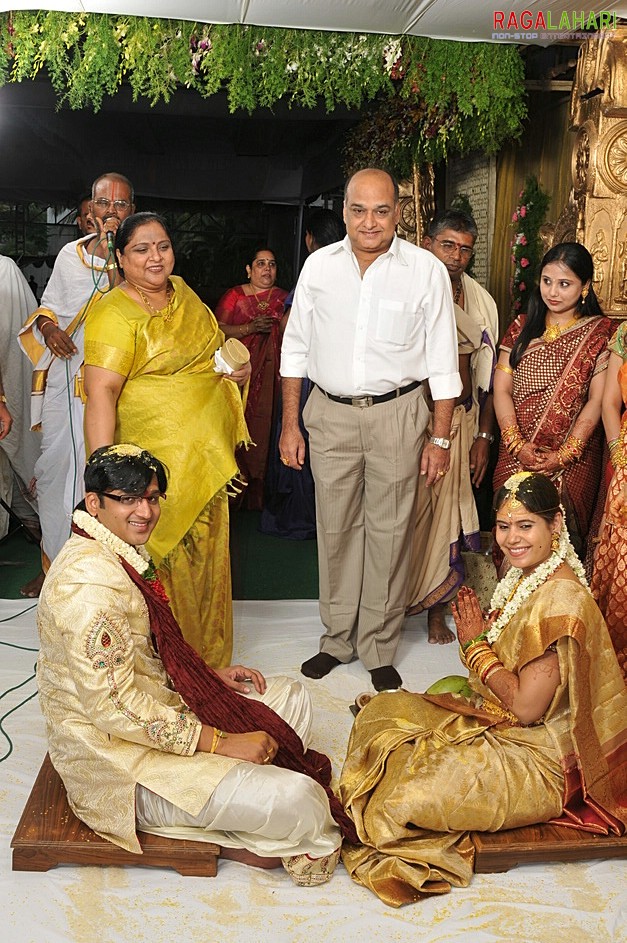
[{"x1": 303, "y1": 384, "x2": 429, "y2": 669}]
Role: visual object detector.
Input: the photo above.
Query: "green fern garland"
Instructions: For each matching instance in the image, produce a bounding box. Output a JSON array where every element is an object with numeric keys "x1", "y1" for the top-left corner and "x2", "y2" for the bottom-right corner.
[{"x1": 0, "y1": 12, "x2": 527, "y2": 170}]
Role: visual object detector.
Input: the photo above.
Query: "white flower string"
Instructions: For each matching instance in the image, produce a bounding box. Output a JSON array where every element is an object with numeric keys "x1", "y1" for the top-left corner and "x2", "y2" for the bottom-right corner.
[
  {"x1": 486, "y1": 505, "x2": 588, "y2": 645},
  {"x1": 73, "y1": 509, "x2": 152, "y2": 576}
]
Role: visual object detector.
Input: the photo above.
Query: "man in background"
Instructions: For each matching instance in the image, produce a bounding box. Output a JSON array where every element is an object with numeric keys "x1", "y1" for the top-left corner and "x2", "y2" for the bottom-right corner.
[
  {"x1": 75, "y1": 193, "x2": 96, "y2": 237},
  {"x1": 407, "y1": 209, "x2": 499, "y2": 642}
]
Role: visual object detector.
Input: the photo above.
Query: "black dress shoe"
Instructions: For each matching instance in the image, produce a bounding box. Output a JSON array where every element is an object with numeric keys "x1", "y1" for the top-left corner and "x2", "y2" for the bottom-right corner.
[
  {"x1": 301, "y1": 652, "x2": 341, "y2": 679},
  {"x1": 369, "y1": 666, "x2": 402, "y2": 692}
]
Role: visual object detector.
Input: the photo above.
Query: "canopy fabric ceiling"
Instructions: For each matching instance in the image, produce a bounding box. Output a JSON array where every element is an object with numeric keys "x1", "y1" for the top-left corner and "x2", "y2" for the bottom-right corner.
[
  {"x1": 1, "y1": 3, "x2": 625, "y2": 205},
  {"x1": 2, "y1": 1, "x2": 626, "y2": 43}
]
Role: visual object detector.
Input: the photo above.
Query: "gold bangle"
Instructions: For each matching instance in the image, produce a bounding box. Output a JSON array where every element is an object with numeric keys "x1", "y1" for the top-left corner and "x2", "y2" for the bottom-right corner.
[
  {"x1": 483, "y1": 663, "x2": 506, "y2": 685},
  {"x1": 39, "y1": 319, "x2": 56, "y2": 334},
  {"x1": 210, "y1": 727, "x2": 226, "y2": 754},
  {"x1": 496, "y1": 362, "x2": 514, "y2": 376}
]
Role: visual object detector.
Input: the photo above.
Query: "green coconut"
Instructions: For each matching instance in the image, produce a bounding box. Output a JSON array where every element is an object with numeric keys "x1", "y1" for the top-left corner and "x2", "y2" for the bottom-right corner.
[{"x1": 425, "y1": 675, "x2": 473, "y2": 698}]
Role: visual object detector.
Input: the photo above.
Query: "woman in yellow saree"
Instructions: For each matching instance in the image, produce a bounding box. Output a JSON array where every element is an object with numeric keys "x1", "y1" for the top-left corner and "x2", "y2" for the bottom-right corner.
[
  {"x1": 339, "y1": 472, "x2": 626, "y2": 907},
  {"x1": 84, "y1": 213, "x2": 251, "y2": 667}
]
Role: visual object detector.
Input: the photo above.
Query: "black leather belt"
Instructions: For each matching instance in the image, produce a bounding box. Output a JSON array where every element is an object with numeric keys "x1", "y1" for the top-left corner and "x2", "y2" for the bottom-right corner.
[{"x1": 316, "y1": 380, "x2": 421, "y2": 408}]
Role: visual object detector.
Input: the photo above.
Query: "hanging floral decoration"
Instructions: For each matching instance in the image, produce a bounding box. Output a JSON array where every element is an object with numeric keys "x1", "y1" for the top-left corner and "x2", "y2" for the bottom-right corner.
[
  {"x1": 509, "y1": 175, "x2": 551, "y2": 317},
  {"x1": 0, "y1": 12, "x2": 526, "y2": 171},
  {"x1": 343, "y1": 39, "x2": 526, "y2": 175}
]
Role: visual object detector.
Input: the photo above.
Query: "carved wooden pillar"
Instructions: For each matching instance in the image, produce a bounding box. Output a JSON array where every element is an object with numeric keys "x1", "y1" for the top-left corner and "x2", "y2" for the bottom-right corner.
[
  {"x1": 569, "y1": 28, "x2": 627, "y2": 318},
  {"x1": 397, "y1": 164, "x2": 435, "y2": 245}
]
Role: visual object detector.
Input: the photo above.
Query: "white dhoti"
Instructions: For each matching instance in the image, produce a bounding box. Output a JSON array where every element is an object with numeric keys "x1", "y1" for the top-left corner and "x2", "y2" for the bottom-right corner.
[
  {"x1": 18, "y1": 236, "x2": 109, "y2": 562},
  {"x1": 32, "y1": 344, "x2": 85, "y2": 561},
  {"x1": 0, "y1": 256, "x2": 40, "y2": 537},
  {"x1": 135, "y1": 676, "x2": 341, "y2": 863}
]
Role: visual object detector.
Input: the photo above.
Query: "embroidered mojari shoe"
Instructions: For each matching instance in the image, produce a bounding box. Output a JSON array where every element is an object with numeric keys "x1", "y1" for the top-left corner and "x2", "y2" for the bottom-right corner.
[{"x1": 281, "y1": 847, "x2": 341, "y2": 886}]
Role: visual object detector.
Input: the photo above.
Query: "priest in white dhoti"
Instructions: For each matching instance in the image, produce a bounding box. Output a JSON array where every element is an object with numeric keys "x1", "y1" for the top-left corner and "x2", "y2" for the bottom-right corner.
[
  {"x1": 36, "y1": 444, "x2": 346, "y2": 883},
  {"x1": 18, "y1": 173, "x2": 134, "y2": 568}
]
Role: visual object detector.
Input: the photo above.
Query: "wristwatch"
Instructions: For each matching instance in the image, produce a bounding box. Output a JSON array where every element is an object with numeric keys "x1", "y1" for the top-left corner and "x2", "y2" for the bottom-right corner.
[
  {"x1": 475, "y1": 431, "x2": 495, "y2": 444},
  {"x1": 430, "y1": 436, "x2": 451, "y2": 450}
]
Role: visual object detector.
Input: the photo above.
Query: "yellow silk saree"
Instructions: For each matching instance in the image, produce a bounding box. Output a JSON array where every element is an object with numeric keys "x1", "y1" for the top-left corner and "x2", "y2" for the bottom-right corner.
[{"x1": 85, "y1": 276, "x2": 250, "y2": 666}]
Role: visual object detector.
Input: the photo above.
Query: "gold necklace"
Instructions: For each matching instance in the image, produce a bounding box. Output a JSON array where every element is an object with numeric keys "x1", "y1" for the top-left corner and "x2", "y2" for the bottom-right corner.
[
  {"x1": 127, "y1": 279, "x2": 175, "y2": 323},
  {"x1": 252, "y1": 288, "x2": 274, "y2": 312},
  {"x1": 542, "y1": 314, "x2": 579, "y2": 343}
]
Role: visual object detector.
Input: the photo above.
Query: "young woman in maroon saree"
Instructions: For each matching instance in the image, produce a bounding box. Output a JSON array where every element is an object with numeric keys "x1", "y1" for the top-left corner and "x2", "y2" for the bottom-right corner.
[
  {"x1": 216, "y1": 248, "x2": 288, "y2": 510},
  {"x1": 493, "y1": 242, "x2": 613, "y2": 559}
]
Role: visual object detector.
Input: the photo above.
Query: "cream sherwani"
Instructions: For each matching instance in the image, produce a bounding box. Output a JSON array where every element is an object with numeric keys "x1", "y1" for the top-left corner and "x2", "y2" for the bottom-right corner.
[{"x1": 37, "y1": 532, "x2": 339, "y2": 858}]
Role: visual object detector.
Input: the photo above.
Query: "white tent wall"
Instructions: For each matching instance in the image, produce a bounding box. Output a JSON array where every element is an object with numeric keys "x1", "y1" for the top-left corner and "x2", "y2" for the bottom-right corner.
[{"x1": 1, "y1": 1, "x2": 625, "y2": 43}]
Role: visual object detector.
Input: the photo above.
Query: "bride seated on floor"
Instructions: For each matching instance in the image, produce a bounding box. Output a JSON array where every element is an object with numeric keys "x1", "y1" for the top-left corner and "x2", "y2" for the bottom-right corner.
[{"x1": 339, "y1": 471, "x2": 626, "y2": 907}]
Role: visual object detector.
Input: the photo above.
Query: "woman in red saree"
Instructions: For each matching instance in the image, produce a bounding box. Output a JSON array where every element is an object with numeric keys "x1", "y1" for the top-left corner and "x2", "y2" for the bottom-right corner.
[
  {"x1": 493, "y1": 242, "x2": 613, "y2": 559},
  {"x1": 590, "y1": 321, "x2": 627, "y2": 677},
  {"x1": 216, "y1": 248, "x2": 288, "y2": 510}
]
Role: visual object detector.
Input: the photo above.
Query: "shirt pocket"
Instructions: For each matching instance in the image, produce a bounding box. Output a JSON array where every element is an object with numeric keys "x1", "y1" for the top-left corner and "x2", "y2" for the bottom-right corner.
[{"x1": 375, "y1": 300, "x2": 413, "y2": 346}]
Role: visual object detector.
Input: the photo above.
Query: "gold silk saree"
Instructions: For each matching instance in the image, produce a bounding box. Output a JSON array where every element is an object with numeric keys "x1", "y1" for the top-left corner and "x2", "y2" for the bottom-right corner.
[{"x1": 339, "y1": 580, "x2": 626, "y2": 906}]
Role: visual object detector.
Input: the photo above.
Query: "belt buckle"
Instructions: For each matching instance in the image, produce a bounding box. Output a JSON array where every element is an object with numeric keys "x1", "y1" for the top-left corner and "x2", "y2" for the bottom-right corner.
[{"x1": 351, "y1": 395, "x2": 373, "y2": 407}]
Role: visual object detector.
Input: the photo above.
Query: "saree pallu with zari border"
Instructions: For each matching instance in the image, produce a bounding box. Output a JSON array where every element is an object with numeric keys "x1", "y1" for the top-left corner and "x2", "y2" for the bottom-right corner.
[
  {"x1": 591, "y1": 322, "x2": 627, "y2": 677},
  {"x1": 215, "y1": 284, "x2": 288, "y2": 510},
  {"x1": 494, "y1": 315, "x2": 613, "y2": 553}
]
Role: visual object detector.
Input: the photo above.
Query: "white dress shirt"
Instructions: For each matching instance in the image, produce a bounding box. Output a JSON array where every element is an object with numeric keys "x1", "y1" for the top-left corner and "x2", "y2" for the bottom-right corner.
[{"x1": 281, "y1": 235, "x2": 462, "y2": 401}]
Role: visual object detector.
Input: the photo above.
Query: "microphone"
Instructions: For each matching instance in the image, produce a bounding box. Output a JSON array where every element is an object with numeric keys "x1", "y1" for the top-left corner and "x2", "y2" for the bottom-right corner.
[{"x1": 103, "y1": 214, "x2": 115, "y2": 255}]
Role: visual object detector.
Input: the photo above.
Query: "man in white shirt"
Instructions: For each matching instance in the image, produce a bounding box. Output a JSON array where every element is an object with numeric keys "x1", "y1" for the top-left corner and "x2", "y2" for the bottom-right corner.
[{"x1": 280, "y1": 168, "x2": 461, "y2": 691}]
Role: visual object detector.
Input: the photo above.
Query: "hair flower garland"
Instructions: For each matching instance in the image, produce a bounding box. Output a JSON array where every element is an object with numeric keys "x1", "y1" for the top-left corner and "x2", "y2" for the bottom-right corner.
[{"x1": 510, "y1": 175, "x2": 550, "y2": 317}]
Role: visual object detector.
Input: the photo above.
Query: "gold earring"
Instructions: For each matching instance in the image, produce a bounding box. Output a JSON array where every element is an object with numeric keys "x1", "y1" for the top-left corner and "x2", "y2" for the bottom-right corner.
[
  {"x1": 581, "y1": 285, "x2": 589, "y2": 302},
  {"x1": 551, "y1": 532, "x2": 560, "y2": 552}
]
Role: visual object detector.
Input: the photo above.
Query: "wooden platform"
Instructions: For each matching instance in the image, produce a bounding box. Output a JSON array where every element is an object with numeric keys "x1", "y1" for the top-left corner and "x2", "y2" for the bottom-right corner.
[
  {"x1": 13, "y1": 755, "x2": 625, "y2": 878},
  {"x1": 471, "y1": 821, "x2": 627, "y2": 873},
  {"x1": 11, "y1": 754, "x2": 220, "y2": 876}
]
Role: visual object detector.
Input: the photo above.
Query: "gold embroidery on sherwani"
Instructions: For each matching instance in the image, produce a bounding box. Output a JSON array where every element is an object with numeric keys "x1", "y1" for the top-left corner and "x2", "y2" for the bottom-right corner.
[{"x1": 85, "y1": 610, "x2": 198, "y2": 754}]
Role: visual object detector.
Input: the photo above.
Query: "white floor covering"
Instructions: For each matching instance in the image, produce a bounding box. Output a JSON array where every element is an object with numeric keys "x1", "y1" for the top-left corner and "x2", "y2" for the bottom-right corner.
[{"x1": 0, "y1": 596, "x2": 624, "y2": 943}]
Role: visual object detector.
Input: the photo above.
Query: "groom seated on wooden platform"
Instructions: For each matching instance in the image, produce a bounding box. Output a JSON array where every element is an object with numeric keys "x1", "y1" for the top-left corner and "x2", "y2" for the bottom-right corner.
[{"x1": 35, "y1": 444, "x2": 355, "y2": 885}]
